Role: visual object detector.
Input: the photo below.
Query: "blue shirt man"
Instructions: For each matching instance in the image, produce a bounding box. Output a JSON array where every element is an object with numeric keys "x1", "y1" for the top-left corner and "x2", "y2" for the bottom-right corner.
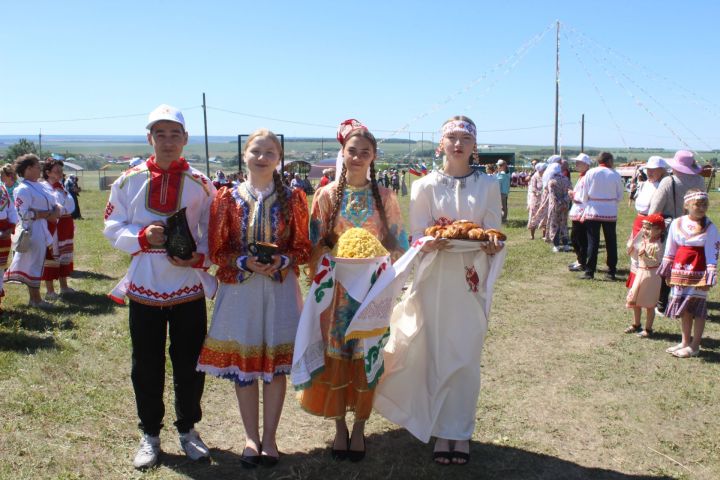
[{"x1": 495, "y1": 159, "x2": 511, "y2": 223}]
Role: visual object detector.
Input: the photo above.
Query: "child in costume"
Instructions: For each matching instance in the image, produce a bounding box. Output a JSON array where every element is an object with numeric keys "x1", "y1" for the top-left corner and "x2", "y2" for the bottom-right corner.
[
  {"x1": 624, "y1": 214, "x2": 665, "y2": 337},
  {"x1": 659, "y1": 189, "x2": 718, "y2": 358}
]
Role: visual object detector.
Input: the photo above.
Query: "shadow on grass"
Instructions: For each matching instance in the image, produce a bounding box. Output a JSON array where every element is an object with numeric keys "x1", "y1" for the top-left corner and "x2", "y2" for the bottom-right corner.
[
  {"x1": 159, "y1": 432, "x2": 675, "y2": 480},
  {"x1": 0, "y1": 329, "x2": 57, "y2": 352},
  {"x1": 0, "y1": 308, "x2": 74, "y2": 332},
  {"x1": 505, "y1": 219, "x2": 529, "y2": 229},
  {"x1": 56, "y1": 291, "x2": 119, "y2": 315},
  {"x1": 71, "y1": 269, "x2": 115, "y2": 281}
]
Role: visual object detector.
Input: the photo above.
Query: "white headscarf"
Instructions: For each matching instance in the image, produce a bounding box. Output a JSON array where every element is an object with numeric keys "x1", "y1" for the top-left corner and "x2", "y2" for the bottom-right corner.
[{"x1": 542, "y1": 162, "x2": 562, "y2": 187}]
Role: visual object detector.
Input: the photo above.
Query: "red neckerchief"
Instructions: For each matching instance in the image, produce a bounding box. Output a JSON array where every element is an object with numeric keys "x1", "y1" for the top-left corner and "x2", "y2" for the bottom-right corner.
[
  {"x1": 579, "y1": 171, "x2": 587, "y2": 178},
  {"x1": 52, "y1": 181, "x2": 66, "y2": 192},
  {"x1": 145, "y1": 156, "x2": 189, "y2": 214}
]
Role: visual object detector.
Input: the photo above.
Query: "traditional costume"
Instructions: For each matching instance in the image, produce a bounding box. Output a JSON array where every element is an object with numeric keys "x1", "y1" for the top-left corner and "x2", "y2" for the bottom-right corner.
[
  {"x1": 294, "y1": 181, "x2": 408, "y2": 420},
  {"x1": 580, "y1": 163, "x2": 624, "y2": 277},
  {"x1": 0, "y1": 184, "x2": 19, "y2": 298},
  {"x1": 41, "y1": 180, "x2": 75, "y2": 281},
  {"x1": 196, "y1": 182, "x2": 310, "y2": 384},
  {"x1": 373, "y1": 167, "x2": 505, "y2": 442},
  {"x1": 4, "y1": 180, "x2": 56, "y2": 288},
  {"x1": 626, "y1": 215, "x2": 664, "y2": 308},
  {"x1": 103, "y1": 153, "x2": 216, "y2": 437},
  {"x1": 658, "y1": 199, "x2": 719, "y2": 320},
  {"x1": 526, "y1": 166, "x2": 544, "y2": 227},
  {"x1": 546, "y1": 168, "x2": 572, "y2": 248},
  {"x1": 569, "y1": 165, "x2": 588, "y2": 268}
]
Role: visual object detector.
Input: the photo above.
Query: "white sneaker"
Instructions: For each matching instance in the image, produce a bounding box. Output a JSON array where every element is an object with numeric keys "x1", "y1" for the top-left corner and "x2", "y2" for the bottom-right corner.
[
  {"x1": 179, "y1": 429, "x2": 210, "y2": 461},
  {"x1": 133, "y1": 434, "x2": 160, "y2": 469},
  {"x1": 552, "y1": 246, "x2": 561, "y2": 253},
  {"x1": 655, "y1": 307, "x2": 665, "y2": 318}
]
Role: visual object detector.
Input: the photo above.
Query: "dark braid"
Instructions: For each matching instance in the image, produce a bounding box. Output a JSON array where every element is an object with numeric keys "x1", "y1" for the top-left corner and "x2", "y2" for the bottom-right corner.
[
  {"x1": 369, "y1": 162, "x2": 397, "y2": 251},
  {"x1": 272, "y1": 170, "x2": 291, "y2": 240},
  {"x1": 324, "y1": 164, "x2": 347, "y2": 249}
]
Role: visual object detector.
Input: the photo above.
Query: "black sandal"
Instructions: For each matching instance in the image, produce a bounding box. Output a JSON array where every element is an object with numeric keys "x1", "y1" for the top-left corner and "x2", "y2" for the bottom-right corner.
[
  {"x1": 452, "y1": 451, "x2": 470, "y2": 465},
  {"x1": 433, "y1": 451, "x2": 453, "y2": 466},
  {"x1": 637, "y1": 328, "x2": 653, "y2": 338},
  {"x1": 624, "y1": 325, "x2": 642, "y2": 334}
]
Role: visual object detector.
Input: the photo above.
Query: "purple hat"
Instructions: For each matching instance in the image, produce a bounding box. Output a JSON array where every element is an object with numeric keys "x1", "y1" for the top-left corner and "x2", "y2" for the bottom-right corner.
[{"x1": 669, "y1": 150, "x2": 702, "y2": 175}]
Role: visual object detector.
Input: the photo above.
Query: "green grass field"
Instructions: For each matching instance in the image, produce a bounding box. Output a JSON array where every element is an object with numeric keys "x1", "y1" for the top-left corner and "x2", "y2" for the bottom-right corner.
[{"x1": 0, "y1": 182, "x2": 718, "y2": 479}]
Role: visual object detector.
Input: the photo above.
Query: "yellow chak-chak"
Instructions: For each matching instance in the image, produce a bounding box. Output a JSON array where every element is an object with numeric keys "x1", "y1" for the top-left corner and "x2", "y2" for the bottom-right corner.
[{"x1": 332, "y1": 228, "x2": 389, "y2": 258}]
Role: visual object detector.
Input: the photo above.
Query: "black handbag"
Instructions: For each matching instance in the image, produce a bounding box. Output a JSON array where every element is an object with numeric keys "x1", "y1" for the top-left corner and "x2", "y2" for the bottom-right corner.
[{"x1": 164, "y1": 207, "x2": 196, "y2": 260}]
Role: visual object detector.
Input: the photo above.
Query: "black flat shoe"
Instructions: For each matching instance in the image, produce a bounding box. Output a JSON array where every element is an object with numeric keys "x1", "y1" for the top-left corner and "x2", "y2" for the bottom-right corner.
[
  {"x1": 348, "y1": 434, "x2": 366, "y2": 463},
  {"x1": 331, "y1": 433, "x2": 349, "y2": 461},
  {"x1": 240, "y1": 445, "x2": 261, "y2": 469}
]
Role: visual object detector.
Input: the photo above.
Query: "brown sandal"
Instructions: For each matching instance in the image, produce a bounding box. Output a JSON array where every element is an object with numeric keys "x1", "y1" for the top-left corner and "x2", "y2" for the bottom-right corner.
[{"x1": 624, "y1": 325, "x2": 642, "y2": 334}]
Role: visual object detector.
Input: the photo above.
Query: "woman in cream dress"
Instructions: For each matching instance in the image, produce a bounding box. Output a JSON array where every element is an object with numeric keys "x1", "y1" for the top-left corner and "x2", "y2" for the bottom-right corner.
[{"x1": 374, "y1": 116, "x2": 505, "y2": 466}]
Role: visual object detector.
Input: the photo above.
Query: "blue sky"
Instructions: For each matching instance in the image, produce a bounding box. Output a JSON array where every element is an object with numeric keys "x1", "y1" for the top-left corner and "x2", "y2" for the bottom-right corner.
[{"x1": 2, "y1": 0, "x2": 719, "y2": 150}]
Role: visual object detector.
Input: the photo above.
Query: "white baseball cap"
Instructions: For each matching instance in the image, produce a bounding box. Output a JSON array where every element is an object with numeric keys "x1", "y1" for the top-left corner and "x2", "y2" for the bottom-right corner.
[
  {"x1": 645, "y1": 155, "x2": 669, "y2": 170},
  {"x1": 146, "y1": 104, "x2": 185, "y2": 131},
  {"x1": 496, "y1": 159, "x2": 507, "y2": 165},
  {"x1": 572, "y1": 153, "x2": 592, "y2": 166}
]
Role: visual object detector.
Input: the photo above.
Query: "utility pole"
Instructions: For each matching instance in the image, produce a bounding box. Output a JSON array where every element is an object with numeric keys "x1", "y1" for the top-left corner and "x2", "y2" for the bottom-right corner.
[
  {"x1": 39, "y1": 129, "x2": 42, "y2": 155},
  {"x1": 581, "y1": 114, "x2": 585, "y2": 152},
  {"x1": 202, "y1": 93, "x2": 210, "y2": 176},
  {"x1": 553, "y1": 20, "x2": 560, "y2": 155}
]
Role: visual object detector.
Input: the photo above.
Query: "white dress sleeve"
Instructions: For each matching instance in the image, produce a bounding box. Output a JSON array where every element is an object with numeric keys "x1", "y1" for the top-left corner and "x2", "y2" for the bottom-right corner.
[
  {"x1": 409, "y1": 179, "x2": 433, "y2": 241},
  {"x1": 103, "y1": 177, "x2": 144, "y2": 255}
]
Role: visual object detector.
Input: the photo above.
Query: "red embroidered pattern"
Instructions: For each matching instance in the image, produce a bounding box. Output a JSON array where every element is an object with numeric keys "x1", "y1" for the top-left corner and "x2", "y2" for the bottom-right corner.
[
  {"x1": 104, "y1": 202, "x2": 114, "y2": 220},
  {"x1": 465, "y1": 265, "x2": 480, "y2": 293},
  {"x1": 127, "y1": 282, "x2": 202, "y2": 301}
]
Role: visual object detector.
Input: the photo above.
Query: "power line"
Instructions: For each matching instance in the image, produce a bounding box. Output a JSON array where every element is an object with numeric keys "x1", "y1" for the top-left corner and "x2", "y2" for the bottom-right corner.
[{"x1": 0, "y1": 106, "x2": 202, "y2": 124}]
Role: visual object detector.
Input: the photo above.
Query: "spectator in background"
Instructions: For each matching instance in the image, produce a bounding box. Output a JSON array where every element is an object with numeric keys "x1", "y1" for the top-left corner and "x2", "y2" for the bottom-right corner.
[
  {"x1": 647, "y1": 150, "x2": 705, "y2": 314},
  {"x1": 213, "y1": 170, "x2": 227, "y2": 190},
  {"x1": 400, "y1": 170, "x2": 408, "y2": 196},
  {"x1": 495, "y1": 159, "x2": 511, "y2": 224},
  {"x1": 1, "y1": 164, "x2": 19, "y2": 202},
  {"x1": 568, "y1": 153, "x2": 592, "y2": 271},
  {"x1": 290, "y1": 173, "x2": 304, "y2": 190},
  {"x1": 579, "y1": 152, "x2": 624, "y2": 281},
  {"x1": 65, "y1": 174, "x2": 82, "y2": 220},
  {"x1": 527, "y1": 162, "x2": 547, "y2": 239},
  {"x1": 319, "y1": 169, "x2": 332, "y2": 188},
  {"x1": 545, "y1": 162, "x2": 572, "y2": 252}
]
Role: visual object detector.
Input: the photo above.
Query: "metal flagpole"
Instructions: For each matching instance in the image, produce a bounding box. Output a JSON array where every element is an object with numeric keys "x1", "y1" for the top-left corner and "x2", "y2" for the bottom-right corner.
[
  {"x1": 581, "y1": 114, "x2": 585, "y2": 152},
  {"x1": 553, "y1": 20, "x2": 560, "y2": 155}
]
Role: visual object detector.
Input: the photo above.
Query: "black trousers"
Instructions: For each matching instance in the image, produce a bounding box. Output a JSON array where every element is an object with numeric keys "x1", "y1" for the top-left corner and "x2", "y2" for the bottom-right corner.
[
  {"x1": 129, "y1": 298, "x2": 207, "y2": 436},
  {"x1": 585, "y1": 220, "x2": 618, "y2": 275},
  {"x1": 571, "y1": 220, "x2": 588, "y2": 267}
]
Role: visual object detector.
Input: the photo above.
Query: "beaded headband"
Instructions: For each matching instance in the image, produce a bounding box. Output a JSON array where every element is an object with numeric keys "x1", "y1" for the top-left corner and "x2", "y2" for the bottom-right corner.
[
  {"x1": 684, "y1": 191, "x2": 709, "y2": 203},
  {"x1": 441, "y1": 120, "x2": 477, "y2": 138}
]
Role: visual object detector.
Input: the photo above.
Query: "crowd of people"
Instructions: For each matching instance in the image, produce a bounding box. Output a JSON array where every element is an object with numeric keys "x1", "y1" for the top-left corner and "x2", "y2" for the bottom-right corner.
[
  {"x1": 525, "y1": 149, "x2": 716, "y2": 358},
  {"x1": 1, "y1": 102, "x2": 715, "y2": 472},
  {"x1": 99, "y1": 105, "x2": 504, "y2": 470},
  {"x1": 1, "y1": 155, "x2": 80, "y2": 310}
]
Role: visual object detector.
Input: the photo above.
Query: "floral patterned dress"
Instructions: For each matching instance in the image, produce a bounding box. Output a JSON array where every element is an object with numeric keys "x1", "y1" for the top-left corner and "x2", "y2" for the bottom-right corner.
[
  {"x1": 297, "y1": 181, "x2": 407, "y2": 420},
  {"x1": 547, "y1": 175, "x2": 572, "y2": 245}
]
